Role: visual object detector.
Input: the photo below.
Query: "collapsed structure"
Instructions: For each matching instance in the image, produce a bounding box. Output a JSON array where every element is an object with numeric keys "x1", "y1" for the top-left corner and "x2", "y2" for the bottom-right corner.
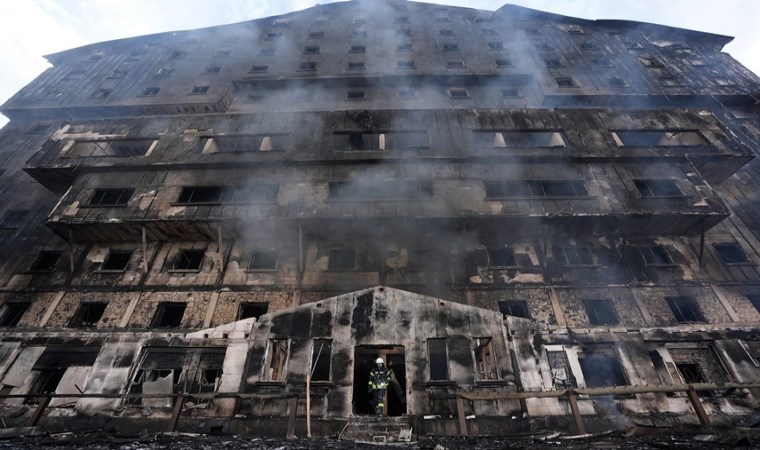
[{"x1": 0, "y1": 0, "x2": 758, "y2": 438}]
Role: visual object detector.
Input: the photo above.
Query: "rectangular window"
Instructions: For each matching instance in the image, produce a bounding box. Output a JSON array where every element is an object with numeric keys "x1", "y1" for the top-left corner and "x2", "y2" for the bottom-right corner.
[
  {"x1": 151, "y1": 303, "x2": 187, "y2": 328},
  {"x1": 89, "y1": 188, "x2": 134, "y2": 206},
  {"x1": 348, "y1": 62, "x2": 366, "y2": 70},
  {"x1": 169, "y1": 50, "x2": 187, "y2": 59},
  {"x1": 635, "y1": 179, "x2": 682, "y2": 198},
  {"x1": 473, "y1": 131, "x2": 566, "y2": 148},
  {"x1": 298, "y1": 62, "x2": 317, "y2": 71},
  {"x1": 638, "y1": 245, "x2": 673, "y2": 266},
  {"x1": 448, "y1": 88, "x2": 469, "y2": 99},
  {"x1": 397, "y1": 60, "x2": 415, "y2": 69},
  {"x1": 250, "y1": 65, "x2": 269, "y2": 73},
  {"x1": 578, "y1": 354, "x2": 627, "y2": 387},
  {"x1": 212, "y1": 134, "x2": 288, "y2": 152},
  {"x1": 191, "y1": 86, "x2": 209, "y2": 95},
  {"x1": 484, "y1": 180, "x2": 587, "y2": 198},
  {"x1": 311, "y1": 339, "x2": 332, "y2": 382},
  {"x1": 245, "y1": 92, "x2": 265, "y2": 102},
  {"x1": 100, "y1": 250, "x2": 133, "y2": 271},
  {"x1": 0, "y1": 303, "x2": 30, "y2": 327},
  {"x1": 309, "y1": 31, "x2": 324, "y2": 39},
  {"x1": 332, "y1": 132, "x2": 428, "y2": 151},
  {"x1": 249, "y1": 250, "x2": 277, "y2": 271},
  {"x1": 328, "y1": 181, "x2": 433, "y2": 201},
  {"x1": 304, "y1": 45, "x2": 320, "y2": 54},
  {"x1": 204, "y1": 65, "x2": 222, "y2": 74},
  {"x1": 346, "y1": 91, "x2": 365, "y2": 100},
  {"x1": 501, "y1": 88, "x2": 520, "y2": 98},
  {"x1": 534, "y1": 42, "x2": 552, "y2": 49},
  {"x1": 139, "y1": 86, "x2": 160, "y2": 96},
  {"x1": 90, "y1": 89, "x2": 111, "y2": 99},
  {"x1": 638, "y1": 56, "x2": 664, "y2": 68},
  {"x1": 29, "y1": 251, "x2": 62, "y2": 272},
  {"x1": 446, "y1": 61, "x2": 465, "y2": 69},
  {"x1": 666, "y1": 296, "x2": 706, "y2": 323},
  {"x1": 428, "y1": 338, "x2": 449, "y2": 381},
  {"x1": 747, "y1": 295, "x2": 760, "y2": 313},
  {"x1": 27, "y1": 123, "x2": 50, "y2": 134},
  {"x1": 611, "y1": 130, "x2": 707, "y2": 147},
  {"x1": 69, "y1": 302, "x2": 107, "y2": 328},
  {"x1": 497, "y1": 300, "x2": 530, "y2": 319},
  {"x1": 396, "y1": 42, "x2": 413, "y2": 53},
  {"x1": 545, "y1": 58, "x2": 562, "y2": 68},
  {"x1": 25, "y1": 369, "x2": 66, "y2": 405},
  {"x1": 547, "y1": 350, "x2": 576, "y2": 388},
  {"x1": 714, "y1": 243, "x2": 751, "y2": 265},
  {"x1": 593, "y1": 57, "x2": 614, "y2": 67},
  {"x1": 155, "y1": 67, "x2": 174, "y2": 77},
  {"x1": 495, "y1": 58, "x2": 512, "y2": 68},
  {"x1": 441, "y1": 43, "x2": 459, "y2": 52},
  {"x1": 172, "y1": 249, "x2": 204, "y2": 271},
  {"x1": 563, "y1": 245, "x2": 595, "y2": 266},
  {"x1": 579, "y1": 41, "x2": 597, "y2": 50},
  {"x1": 486, "y1": 42, "x2": 504, "y2": 50},
  {"x1": 439, "y1": 29, "x2": 454, "y2": 36},
  {"x1": 556, "y1": 77, "x2": 576, "y2": 87},
  {"x1": 609, "y1": 77, "x2": 629, "y2": 87},
  {"x1": 583, "y1": 299, "x2": 619, "y2": 325},
  {"x1": 258, "y1": 48, "x2": 275, "y2": 56},
  {"x1": 353, "y1": 30, "x2": 368, "y2": 38},
  {"x1": 567, "y1": 25, "x2": 584, "y2": 34},
  {"x1": 349, "y1": 45, "x2": 366, "y2": 53},
  {"x1": 1, "y1": 210, "x2": 26, "y2": 229},
  {"x1": 328, "y1": 248, "x2": 356, "y2": 271},
  {"x1": 238, "y1": 302, "x2": 268, "y2": 320},
  {"x1": 214, "y1": 49, "x2": 231, "y2": 57},
  {"x1": 175, "y1": 185, "x2": 279, "y2": 204},
  {"x1": 473, "y1": 338, "x2": 497, "y2": 380},
  {"x1": 487, "y1": 247, "x2": 516, "y2": 268},
  {"x1": 264, "y1": 339, "x2": 289, "y2": 382},
  {"x1": 68, "y1": 139, "x2": 154, "y2": 157}
]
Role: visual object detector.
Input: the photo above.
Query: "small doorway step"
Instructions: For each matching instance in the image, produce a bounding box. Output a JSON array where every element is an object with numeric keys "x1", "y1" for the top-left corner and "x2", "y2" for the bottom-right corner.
[{"x1": 339, "y1": 416, "x2": 414, "y2": 444}]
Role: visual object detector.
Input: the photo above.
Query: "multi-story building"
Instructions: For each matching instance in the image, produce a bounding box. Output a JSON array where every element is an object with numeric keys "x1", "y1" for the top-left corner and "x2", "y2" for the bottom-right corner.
[{"x1": 0, "y1": 0, "x2": 758, "y2": 438}]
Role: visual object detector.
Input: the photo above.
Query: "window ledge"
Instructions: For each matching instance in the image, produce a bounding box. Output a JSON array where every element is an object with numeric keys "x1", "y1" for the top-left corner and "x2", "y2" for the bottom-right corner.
[
  {"x1": 473, "y1": 380, "x2": 508, "y2": 387},
  {"x1": 168, "y1": 269, "x2": 202, "y2": 274},
  {"x1": 639, "y1": 196, "x2": 688, "y2": 200},
  {"x1": 245, "y1": 269, "x2": 277, "y2": 273},
  {"x1": 425, "y1": 381, "x2": 457, "y2": 388},
  {"x1": 486, "y1": 196, "x2": 595, "y2": 200},
  {"x1": 95, "y1": 270, "x2": 127, "y2": 274},
  {"x1": 170, "y1": 201, "x2": 277, "y2": 207},
  {"x1": 324, "y1": 268, "x2": 358, "y2": 273}
]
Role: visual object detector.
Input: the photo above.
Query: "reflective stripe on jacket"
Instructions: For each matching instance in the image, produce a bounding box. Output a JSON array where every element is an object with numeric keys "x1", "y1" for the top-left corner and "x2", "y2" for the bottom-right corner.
[{"x1": 368, "y1": 367, "x2": 391, "y2": 390}]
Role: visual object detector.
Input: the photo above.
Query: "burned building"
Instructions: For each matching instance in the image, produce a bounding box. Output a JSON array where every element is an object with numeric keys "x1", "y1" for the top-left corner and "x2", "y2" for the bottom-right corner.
[{"x1": 0, "y1": 0, "x2": 758, "y2": 439}]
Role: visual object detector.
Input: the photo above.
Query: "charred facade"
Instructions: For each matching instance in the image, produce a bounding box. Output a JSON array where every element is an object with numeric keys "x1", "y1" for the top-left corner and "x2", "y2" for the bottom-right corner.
[{"x1": 0, "y1": 0, "x2": 759, "y2": 438}]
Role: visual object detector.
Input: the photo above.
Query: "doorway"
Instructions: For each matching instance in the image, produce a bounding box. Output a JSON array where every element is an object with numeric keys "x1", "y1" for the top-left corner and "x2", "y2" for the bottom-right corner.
[{"x1": 353, "y1": 346, "x2": 406, "y2": 416}]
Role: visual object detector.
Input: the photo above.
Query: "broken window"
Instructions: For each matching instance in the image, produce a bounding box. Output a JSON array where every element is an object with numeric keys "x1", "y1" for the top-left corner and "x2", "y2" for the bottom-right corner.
[
  {"x1": 151, "y1": 303, "x2": 187, "y2": 328},
  {"x1": 441, "y1": 43, "x2": 459, "y2": 52},
  {"x1": 634, "y1": 179, "x2": 682, "y2": 198},
  {"x1": 175, "y1": 185, "x2": 279, "y2": 204},
  {"x1": 328, "y1": 248, "x2": 356, "y2": 271},
  {"x1": 332, "y1": 132, "x2": 427, "y2": 151},
  {"x1": 547, "y1": 350, "x2": 576, "y2": 388},
  {"x1": 484, "y1": 180, "x2": 587, "y2": 198},
  {"x1": 304, "y1": 45, "x2": 320, "y2": 54},
  {"x1": 172, "y1": 249, "x2": 204, "y2": 271},
  {"x1": 204, "y1": 65, "x2": 222, "y2": 74},
  {"x1": 139, "y1": 86, "x2": 160, "y2": 96},
  {"x1": 68, "y1": 139, "x2": 153, "y2": 157},
  {"x1": 212, "y1": 134, "x2": 288, "y2": 152},
  {"x1": 473, "y1": 338, "x2": 497, "y2": 380},
  {"x1": 348, "y1": 62, "x2": 365, "y2": 70},
  {"x1": 238, "y1": 302, "x2": 268, "y2": 320},
  {"x1": 27, "y1": 123, "x2": 50, "y2": 134},
  {"x1": 566, "y1": 25, "x2": 584, "y2": 34},
  {"x1": 397, "y1": 60, "x2": 415, "y2": 69},
  {"x1": 428, "y1": 338, "x2": 449, "y2": 381},
  {"x1": 264, "y1": 339, "x2": 289, "y2": 382},
  {"x1": 448, "y1": 88, "x2": 469, "y2": 99},
  {"x1": 310, "y1": 339, "x2": 332, "y2": 382},
  {"x1": 89, "y1": 188, "x2": 134, "y2": 206},
  {"x1": 670, "y1": 347, "x2": 729, "y2": 397},
  {"x1": 495, "y1": 58, "x2": 512, "y2": 68},
  {"x1": 486, "y1": 42, "x2": 504, "y2": 50},
  {"x1": 579, "y1": 353, "x2": 628, "y2": 387},
  {"x1": 69, "y1": 302, "x2": 107, "y2": 328},
  {"x1": 24, "y1": 369, "x2": 66, "y2": 405},
  {"x1": 638, "y1": 245, "x2": 673, "y2": 266},
  {"x1": 29, "y1": 251, "x2": 62, "y2": 272},
  {"x1": 250, "y1": 64, "x2": 269, "y2": 73},
  {"x1": 25, "y1": 348, "x2": 99, "y2": 405},
  {"x1": 666, "y1": 296, "x2": 706, "y2": 323},
  {"x1": 298, "y1": 62, "x2": 317, "y2": 71},
  {"x1": 190, "y1": 86, "x2": 209, "y2": 94},
  {"x1": 346, "y1": 91, "x2": 365, "y2": 100},
  {"x1": 583, "y1": 299, "x2": 619, "y2": 325},
  {"x1": 155, "y1": 67, "x2": 174, "y2": 77},
  {"x1": 396, "y1": 42, "x2": 413, "y2": 53},
  {"x1": 487, "y1": 247, "x2": 517, "y2": 268},
  {"x1": 714, "y1": 243, "x2": 751, "y2": 265},
  {"x1": 563, "y1": 245, "x2": 595, "y2": 266},
  {"x1": 611, "y1": 130, "x2": 707, "y2": 147},
  {"x1": 497, "y1": 300, "x2": 530, "y2": 319},
  {"x1": 447, "y1": 60, "x2": 466, "y2": 69},
  {"x1": 638, "y1": 56, "x2": 664, "y2": 68},
  {"x1": 328, "y1": 181, "x2": 433, "y2": 201},
  {"x1": 501, "y1": 88, "x2": 520, "y2": 98},
  {"x1": 1, "y1": 210, "x2": 25, "y2": 229},
  {"x1": 556, "y1": 77, "x2": 576, "y2": 87},
  {"x1": 0, "y1": 302, "x2": 30, "y2": 327},
  {"x1": 747, "y1": 295, "x2": 760, "y2": 314},
  {"x1": 349, "y1": 45, "x2": 366, "y2": 53},
  {"x1": 473, "y1": 131, "x2": 566, "y2": 148},
  {"x1": 544, "y1": 58, "x2": 562, "y2": 68},
  {"x1": 100, "y1": 250, "x2": 132, "y2": 271},
  {"x1": 248, "y1": 250, "x2": 277, "y2": 271}
]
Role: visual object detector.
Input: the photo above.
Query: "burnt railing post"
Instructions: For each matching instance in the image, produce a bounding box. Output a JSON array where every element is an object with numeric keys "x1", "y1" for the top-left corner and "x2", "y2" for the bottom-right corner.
[
  {"x1": 686, "y1": 385, "x2": 710, "y2": 428},
  {"x1": 566, "y1": 390, "x2": 586, "y2": 435},
  {"x1": 30, "y1": 395, "x2": 52, "y2": 426},
  {"x1": 169, "y1": 393, "x2": 185, "y2": 432}
]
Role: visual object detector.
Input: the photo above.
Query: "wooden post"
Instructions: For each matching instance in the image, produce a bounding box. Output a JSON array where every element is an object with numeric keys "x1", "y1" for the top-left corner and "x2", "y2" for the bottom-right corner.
[
  {"x1": 686, "y1": 386, "x2": 710, "y2": 427},
  {"x1": 567, "y1": 392, "x2": 586, "y2": 435},
  {"x1": 169, "y1": 394, "x2": 185, "y2": 432},
  {"x1": 68, "y1": 229, "x2": 75, "y2": 273},
  {"x1": 306, "y1": 374, "x2": 312, "y2": 438},
  {"x1": 142, "y1": 226, "x2": 149, "y2": 272},
  {"x1": 286, "y1": 396, "x2": 298, "y2": 439},
  {"x1": 456, "y1": 396, "x2": 468, "y2": 436},
  {"x1": 30, "y1": 395, "x2": 52, "y2": 426}
]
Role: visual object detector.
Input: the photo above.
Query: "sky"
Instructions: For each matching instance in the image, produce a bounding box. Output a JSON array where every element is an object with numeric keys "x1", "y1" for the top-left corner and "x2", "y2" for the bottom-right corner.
[{"x1": 0, "y1": 0, "x2": 758, "y2": 129}]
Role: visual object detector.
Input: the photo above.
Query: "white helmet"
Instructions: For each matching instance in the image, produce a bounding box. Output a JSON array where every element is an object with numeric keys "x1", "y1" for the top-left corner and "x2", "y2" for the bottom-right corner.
[{"x1": 375, "y1": 358, "x2": 384, "y2": 365}]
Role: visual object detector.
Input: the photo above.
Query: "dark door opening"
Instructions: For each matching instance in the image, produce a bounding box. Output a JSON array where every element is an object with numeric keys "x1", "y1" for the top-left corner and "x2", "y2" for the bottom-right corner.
[{"x1": 353, "y1": 346, "x2": 406, "y2": 416}]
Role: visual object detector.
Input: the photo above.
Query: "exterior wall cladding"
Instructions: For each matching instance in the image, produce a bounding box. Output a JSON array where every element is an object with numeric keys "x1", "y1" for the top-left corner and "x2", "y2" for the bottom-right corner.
[{"x1": 0, "y1": 0, "x2": 758, "y2": 438}]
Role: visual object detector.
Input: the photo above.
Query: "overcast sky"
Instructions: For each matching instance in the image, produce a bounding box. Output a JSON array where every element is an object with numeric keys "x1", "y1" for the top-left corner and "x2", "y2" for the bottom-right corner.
[{"x1": 1, "y1": 0, "x2": 759, "y2": 129}]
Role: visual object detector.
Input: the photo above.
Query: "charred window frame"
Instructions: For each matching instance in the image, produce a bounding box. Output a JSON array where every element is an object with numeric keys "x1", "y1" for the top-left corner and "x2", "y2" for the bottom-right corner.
[
  {"x1": 24, "y1": 369, "x2": 66, "y2": 405},
  {"x1": 448, "y1": 88, "x2": 469, "y2": 99},
  {"x1": 473, "y1": 130, "x2": 566, "y2": 149},
  {"x1": 175, "y1": 185, "x2": 279, "y2": 205},
  {"x1": 310, "y1": 339, "x2": 332, "y2": 382},
  {"x1": 397, "y1": 59, "x2": 416, "y2": 69},
  {"x1": 497, "y1": 300, "x2": 530, "y2": 319},
  {"x1": 203, "y1": 65, "x2": 222, "y2": 74},
  {"x1": 139, "y1": 86, "x2": 160, "y2": 97},
  {"x1": 238, "y1": 302, "x2": 268, "y2": 320},
  {"x1": 446, "y1": 60, "x2": 466, "y2": 69},
  {"x1": 87, "y1": 188, "x2": 134, "y2": 207},
  {"x1": 210, "y1": 134, "x2": 289, "y2": 153},
  {"x1": 609, "y1": 77, "x2": 629, "y2": 87},
  {"x1": 66, "y1": 139, "x2": 154, "y2": 158},
  {"x1": 547, "y1": 349, "x2": 576, "y2": 388},
  {"x1": 634, "y1": 179, "x2": 683, "y2": 198},
  {"x1": 264, "y1": 339, "x2": 289, "y2": 382},
  {"x1": 563, "y1": 245, "x2": 595, "y2": 266},
  {"x1": 473, "y1": 337, "x2": 498, "y2": 380},
  {"x1": 669, "y1": 347, "x2": 730, "y2": 397},
  {"x1": 495, "y1": 58, "x2": 513, "y2": 68},
  {"x1": 249, "y1": 64, "x2": 269, "y2": 74},
  {"x1": 190, "y1": 86, "x2": 209, "y2": 95},
  {"x1": 171, "y1": 249, "x2": 205, "y2": 272},
  {"x1": 26, "y1": 123, "x2": 50, "y2": 134},
  {"x1": 69, "y1": 302, "x2": 107, "y2": 328},
  {"x1": 151, "y1": 302, "x2": 187, "y2": 328},
  {"x1": 29, "y1": 250, "x2": 63, "y2": 272},
  {"x1": 441, "y1": 42, "x2": 460, "y2": 52},
  {"x1": 714, "y1": 243, "x2": 753, "y2": 266},
  {"x1": 556, "y1": 77, "x2": 576, "y2": 88},
  {"x1": 487, "y1": 247, "x2": 517, "y2": 268},
  {"x1": 303, "y1": 45, "x2": 320, "y2": 54},
  {"x1": 484, "y1": 180, "x2": 588, "y2": 199},
  {"x1": 347, "y1": 62, "x2": 366, "y2": 71},
  {"x1": 298, "y1": 62, "x2": 318, "y2": 72},
  {"x1": 99, "y1": 250, "x2": 133, "y2": 272},
  {"x1": 328, "y1": 181, "x2": 433, "y2": 201},
  {"x1": 611, "y1": 130, "x2": 708, "y2": 147},
  {"x1": 346, "y1": 90, "x2": 366, "y2": 100},
  {"x1": 578, "y1": 352, "x2": 628, "y2": 387},
  {"x1": 583, "y1": 299, "x2": 619, "y2": 325},
  {"x1": 0, "y1": 302, "x2": 31, "y2": 327},
  {"x1": 666, "y1": 296, "x2": 706, "y2": 323},
  {"x1": 637, "y1": 245, "x2": 675, "y2": 267},
  {"x1": 427, "y1": 338, "x2": 449, "y2": 381},
  {"x1": 248, "y1": 250, "x2": 278, "y2": 271},
  {"x1": 747, "y1": 295, "x2": 760, "y2": 314},
  {"x1": 327, "y1": 248, "x2": 356, "y2": 271}
]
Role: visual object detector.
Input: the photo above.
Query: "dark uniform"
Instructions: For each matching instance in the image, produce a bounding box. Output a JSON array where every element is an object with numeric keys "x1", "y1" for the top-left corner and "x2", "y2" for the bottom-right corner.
[{"x1": 368, "y1": 362, "x2": 391, "y2": 416}]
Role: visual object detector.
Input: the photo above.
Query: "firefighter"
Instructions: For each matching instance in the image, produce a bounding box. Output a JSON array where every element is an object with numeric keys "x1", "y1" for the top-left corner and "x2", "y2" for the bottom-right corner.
[{"x1": 368, "y1": 357, "x2": 391, "y2": 416}]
